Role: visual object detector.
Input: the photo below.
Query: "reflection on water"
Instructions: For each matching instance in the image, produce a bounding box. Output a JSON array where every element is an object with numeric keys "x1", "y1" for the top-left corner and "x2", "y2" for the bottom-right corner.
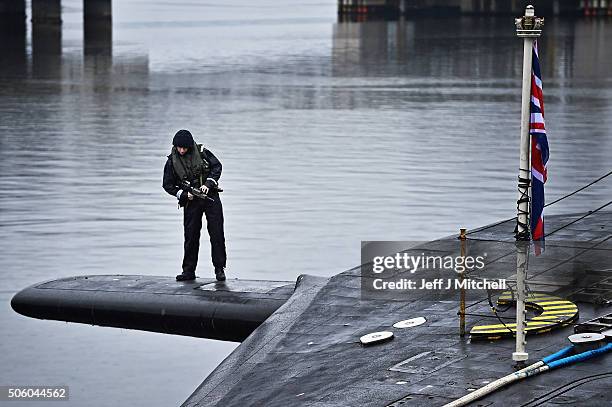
[
  {"x1": 332, "y1": 17, "x2": 612, "y2": 80},
  {"x1": 1, "y1": 2, "x2": 611, "y2": 406}
]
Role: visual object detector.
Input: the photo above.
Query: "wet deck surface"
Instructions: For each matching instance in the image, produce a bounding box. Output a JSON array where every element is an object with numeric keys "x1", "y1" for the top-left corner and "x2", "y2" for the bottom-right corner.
[{"x1": 184, "y1": 211, "x2": 611, "y2": 406}]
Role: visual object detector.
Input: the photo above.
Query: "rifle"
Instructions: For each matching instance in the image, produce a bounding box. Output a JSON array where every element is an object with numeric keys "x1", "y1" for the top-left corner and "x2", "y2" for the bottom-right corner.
[{"x1": 180, "y1": 180, "x2": 221, "y2": 202}]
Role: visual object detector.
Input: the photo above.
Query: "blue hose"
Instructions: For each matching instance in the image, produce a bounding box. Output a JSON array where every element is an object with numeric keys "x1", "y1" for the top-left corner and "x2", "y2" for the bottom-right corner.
[
  {"x1": 547, "y1": 343, "x2": 612, "y2": 369},
  {"x1": 541, "y1": 345, "x2": 574, "y2": 364}
]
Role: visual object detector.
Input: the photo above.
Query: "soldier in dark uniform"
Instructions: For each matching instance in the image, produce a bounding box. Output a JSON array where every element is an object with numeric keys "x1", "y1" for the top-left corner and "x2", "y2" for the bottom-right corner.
[{"x1": 162, "y1": 129, "x2": 227, "y2": 281}]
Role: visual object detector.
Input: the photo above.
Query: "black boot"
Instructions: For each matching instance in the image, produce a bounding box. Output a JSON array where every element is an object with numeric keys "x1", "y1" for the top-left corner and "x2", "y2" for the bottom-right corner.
[
  {"x1": 215, "y1": 267, "x2": 226, "y2": 282},
  {"x1": 176, "y1": 272, "x2": 196, "y2": 281}
]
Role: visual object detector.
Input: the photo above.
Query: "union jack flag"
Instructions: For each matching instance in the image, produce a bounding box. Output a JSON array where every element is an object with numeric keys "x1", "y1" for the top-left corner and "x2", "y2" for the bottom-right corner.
[{"x1": 530, "y1": 40, "x2": 549, "y2": 242}]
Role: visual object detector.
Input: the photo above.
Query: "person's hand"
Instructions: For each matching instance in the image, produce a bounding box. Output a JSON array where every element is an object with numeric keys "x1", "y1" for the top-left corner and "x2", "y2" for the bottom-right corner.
[
  {"x1": 200, "y1": 185, "x2": 209, "y2": 195},
  {"x1": 188, "y1": 192, "x2": 194, "y2": 200}
]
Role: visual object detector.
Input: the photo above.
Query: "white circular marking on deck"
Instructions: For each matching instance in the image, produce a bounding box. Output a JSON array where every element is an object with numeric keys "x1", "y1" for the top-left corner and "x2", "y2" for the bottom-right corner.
[
  {"x1": 393, "y1": 317, "x2": 426, "y2": 329},
  {"x1": 360, "y1": 331, "x2": 394, "y2": 345}
]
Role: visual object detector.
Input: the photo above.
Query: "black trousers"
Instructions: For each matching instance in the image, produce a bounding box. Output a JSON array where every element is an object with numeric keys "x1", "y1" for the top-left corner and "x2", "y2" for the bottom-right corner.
[{"x1": 182, "y1": 194, "x2": 226, "y2": 274}]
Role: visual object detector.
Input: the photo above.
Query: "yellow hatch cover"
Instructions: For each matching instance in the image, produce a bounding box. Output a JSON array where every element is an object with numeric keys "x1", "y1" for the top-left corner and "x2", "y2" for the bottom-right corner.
[{"x1": 470, "y1": 291, "x2": 579, "y2": 340}]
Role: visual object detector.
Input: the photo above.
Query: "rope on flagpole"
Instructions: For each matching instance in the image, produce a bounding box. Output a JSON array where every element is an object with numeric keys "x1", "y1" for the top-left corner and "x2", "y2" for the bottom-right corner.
[{"x1": 515, "y1": 175, "x2": 532, "y2": 240}]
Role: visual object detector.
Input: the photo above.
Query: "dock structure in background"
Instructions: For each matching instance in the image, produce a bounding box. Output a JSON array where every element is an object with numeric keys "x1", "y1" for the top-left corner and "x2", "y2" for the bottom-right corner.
[
  {"x1": 338, "y1": 0, "x2": 612, "y2": 19},
  {"x1": 0, "y1": 0, "x2": 112, "y2": 56},
  {"x1": 0, "y1": 0, "x2": 112, "y2": 22}
]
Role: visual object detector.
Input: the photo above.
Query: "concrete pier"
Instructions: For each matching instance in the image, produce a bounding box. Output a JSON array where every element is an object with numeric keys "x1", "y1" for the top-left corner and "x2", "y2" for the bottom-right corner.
[
  {"x1": 30, "y1": 0, "x2": 62, "y2": 78},
  {"x1": 84, "y1": 19, "x2": 112, "y2": 56},
  {"x1": 0, "y1": 7, "x2": 26, "y2": 77},
  {"x1": 32, "y1": 23, "x2": 62, "y2": 78},
  {"x1": 31, "y1": 0, "x2": 61, "y2": 24},
  {"x1": 84, "y1": 0, "x2": 111, "y2": 21},
  {"x1": 84, "y1": 0, "x2": 112, "y2": 55},
  {"x1": 0, "y1": 0, "x2": 25, "y2": 24},
  {"x1": 2, "y1": 0, "x2": 114, "y2": 23}
]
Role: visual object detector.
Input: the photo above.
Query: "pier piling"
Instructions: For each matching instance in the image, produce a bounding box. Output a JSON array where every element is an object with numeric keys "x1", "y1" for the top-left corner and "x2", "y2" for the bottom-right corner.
[
  {"x1": 84, "y1": 0, "x2": 111, "y2": 21},
  {"x1": 1, "y1": 1, "x2": 26, "y2": 76},
  {"x1": 84, "y1": 0, "x2": 112, "y2": 56},
  {"x1": 0, "y1": 0, "x2": 25, "y2": 24},
  {"x1": 31, "y1": 0, "x2": 61, "y2": 24},
  {"x1": 32, "y1": 22, "x2": 62, "y2": 78}
]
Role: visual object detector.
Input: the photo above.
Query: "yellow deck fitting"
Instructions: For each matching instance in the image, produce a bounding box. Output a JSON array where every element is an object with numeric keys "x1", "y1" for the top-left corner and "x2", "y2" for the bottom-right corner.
[{"x1": 470, "y1": 291, "x2": 579, "y2": 340}]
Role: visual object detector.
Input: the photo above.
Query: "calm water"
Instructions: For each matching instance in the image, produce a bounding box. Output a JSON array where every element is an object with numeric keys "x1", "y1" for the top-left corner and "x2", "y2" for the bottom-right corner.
[{"x1": 1, "y1": 1, "x2": 611, "y2": 405}]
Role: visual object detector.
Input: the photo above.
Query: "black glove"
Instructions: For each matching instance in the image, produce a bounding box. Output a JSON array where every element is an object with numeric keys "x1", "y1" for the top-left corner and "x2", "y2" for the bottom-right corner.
[
  {"x1": 204, "y1": 180, "x2": 216, "y2": 192},
  {"x1": 178, "y1": 190, "x2": 189, "y2": 207}
]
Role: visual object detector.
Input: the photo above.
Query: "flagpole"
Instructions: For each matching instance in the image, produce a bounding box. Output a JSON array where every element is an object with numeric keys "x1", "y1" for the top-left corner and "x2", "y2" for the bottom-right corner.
[
  {"x1": 513, "y1": 5, "x2": 544, "y2": 369},
  {"x1": 515, "y1": 5, "x2": 543, "y2": 241}
]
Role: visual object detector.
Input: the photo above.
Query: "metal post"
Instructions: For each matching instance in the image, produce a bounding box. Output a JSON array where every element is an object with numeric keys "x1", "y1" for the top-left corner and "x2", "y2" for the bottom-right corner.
[
  {"x1": 459, "y1": 228, "x2": 467, "y2": 337},
  {"x1": 514, "y1": 5, "x2": 543, "y2": 241}
]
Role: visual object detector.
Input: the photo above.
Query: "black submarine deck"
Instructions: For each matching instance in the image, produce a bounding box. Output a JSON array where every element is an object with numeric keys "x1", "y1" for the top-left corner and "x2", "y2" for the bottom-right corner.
[
  {"x1": 11, "y1": 276, "x2": 294, "y2": 342},
  {"x1": 11, "y1": 211, "x2": 612, "y2": 406}
]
